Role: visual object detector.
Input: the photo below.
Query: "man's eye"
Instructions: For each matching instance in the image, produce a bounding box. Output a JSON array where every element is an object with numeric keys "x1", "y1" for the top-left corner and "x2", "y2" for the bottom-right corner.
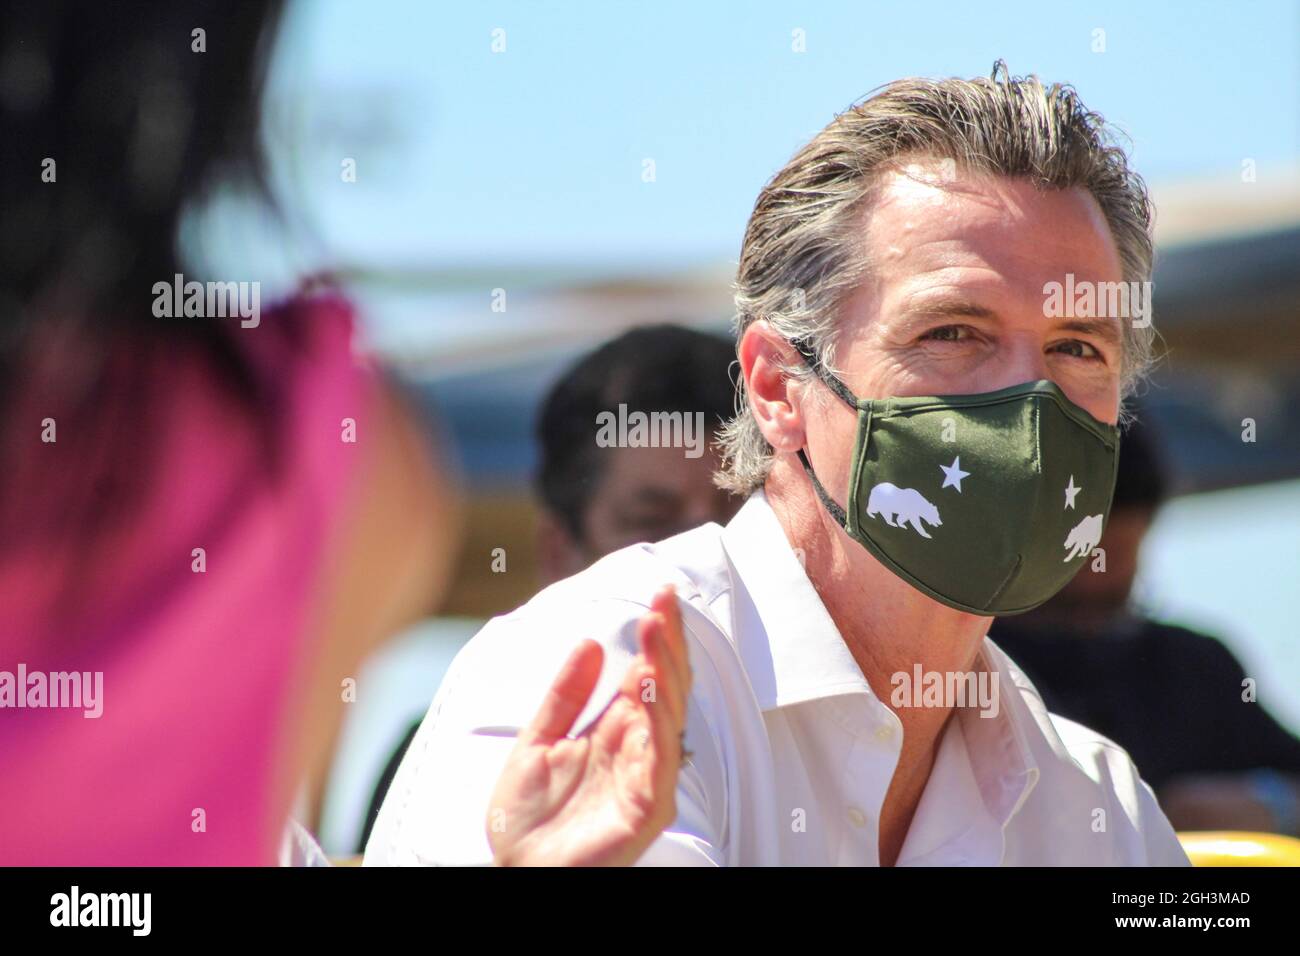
[
  {"x1": 1050, "y1": 340, "x2": 1101, "y2": 360},
  {"x1": 921, "y1": 325, "x2": 970, "y2": 342}
]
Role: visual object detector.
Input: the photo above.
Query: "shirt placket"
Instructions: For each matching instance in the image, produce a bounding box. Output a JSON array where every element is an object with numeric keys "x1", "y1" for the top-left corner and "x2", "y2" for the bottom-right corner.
[{"x1": 827, "y1": 694, "x2": 902, "y2": 866}]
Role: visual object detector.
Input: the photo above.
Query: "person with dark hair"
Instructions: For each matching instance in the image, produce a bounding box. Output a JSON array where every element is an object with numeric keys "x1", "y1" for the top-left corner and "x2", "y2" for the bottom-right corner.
[
  {"x1": 1, "y1": 3, "x2": 690, "y2": 866},
  {"x1": 535, "y1": 323, "x2": 743, "y2": 583},
  {"x1": 991, "y1": 416, "x2": 1300, "y2": 835}
]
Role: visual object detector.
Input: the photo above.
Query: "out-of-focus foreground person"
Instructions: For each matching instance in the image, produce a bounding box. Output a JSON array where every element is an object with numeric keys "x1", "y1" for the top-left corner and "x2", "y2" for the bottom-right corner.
[
  {"x1": 0, "y1": 0, "x2": 452, "y2": 865},
  {"x1": 0, "y1": 2, "x2": 686, "y2": 866}
]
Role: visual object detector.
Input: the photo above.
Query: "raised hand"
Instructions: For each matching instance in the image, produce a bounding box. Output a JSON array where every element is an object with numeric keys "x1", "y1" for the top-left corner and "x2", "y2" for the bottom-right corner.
[{"x1": 486, "y1": 585, "x2": 691, "y2": 866}]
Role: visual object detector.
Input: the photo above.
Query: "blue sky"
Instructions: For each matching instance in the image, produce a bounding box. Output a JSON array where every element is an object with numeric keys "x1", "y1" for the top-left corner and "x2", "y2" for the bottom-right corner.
[{"x1": 235, "y1": 0, "x2": 1300, "y2": 274}]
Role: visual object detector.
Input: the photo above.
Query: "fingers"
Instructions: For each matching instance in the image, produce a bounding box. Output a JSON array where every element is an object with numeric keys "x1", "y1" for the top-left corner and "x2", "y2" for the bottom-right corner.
[
  {"x1": 650, "y1": 586, "x2": 689, "y2": 693},
  {"x1": 630, "y1": 613, "x2": 678, "y2": 733},
  {"x1": 647, "y1": 585, "x2": 690, "y2": 726},
  {"x1": 640, "y1": 620, "x2": 676, "y2": 753},
  {"x1": 631, "y1": 587, "x2": 691, "y2": 761},
  {"x1": 527, "y1": 585, "x2": 689, "y2": 751},
  {"x1": 638, "y1": 618, "x2": 686, "y2": 834},
  {"x1": 620, "y1": 608, "x2": 681, "y2": 736},
  {"x1": 520, "y1": 638, "x2": 604, "y2": 745}
]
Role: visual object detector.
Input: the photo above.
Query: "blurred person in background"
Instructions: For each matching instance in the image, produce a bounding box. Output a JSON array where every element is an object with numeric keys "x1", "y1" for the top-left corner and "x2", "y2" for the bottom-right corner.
[
  {"x1": 0, "y1": 1, "x2": 687, "y2": 866},
  {"x1": 535, "y1": 323, "x2": 744, "y2": 583},
  {"x1": 353, "y1": 322, "x2": 742, "y2": 853},
  {"x1": 991, "y1": 416, "x2": 1300, "y2": 836}
]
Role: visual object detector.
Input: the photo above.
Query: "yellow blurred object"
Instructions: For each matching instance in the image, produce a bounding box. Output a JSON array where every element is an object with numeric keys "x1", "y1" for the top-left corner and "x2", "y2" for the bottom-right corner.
[{"x1": 1178, "y1": 831, "x2": 1300, "y2": 866}]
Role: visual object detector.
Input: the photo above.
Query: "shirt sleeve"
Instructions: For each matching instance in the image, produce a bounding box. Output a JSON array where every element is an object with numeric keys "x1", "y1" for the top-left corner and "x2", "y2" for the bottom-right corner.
[
  {"x1": 1050, "y1": 715, "x2": 1191, "y2": 866},
  {"x1": 633, "y1": 704, "x2": 725, "y2": 866},
  {"x1": 1135, "y1": 777, "x2": 1193, "y2": 866}
]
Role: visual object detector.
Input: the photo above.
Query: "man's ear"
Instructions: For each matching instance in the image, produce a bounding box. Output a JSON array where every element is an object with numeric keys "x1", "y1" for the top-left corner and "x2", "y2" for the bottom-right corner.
[
  {"x1": 739, "y1": 320, "x2": 807, "y2": 454},
  {"x1": 536, "y1": 509, "x2": 587, "y2": 585}
]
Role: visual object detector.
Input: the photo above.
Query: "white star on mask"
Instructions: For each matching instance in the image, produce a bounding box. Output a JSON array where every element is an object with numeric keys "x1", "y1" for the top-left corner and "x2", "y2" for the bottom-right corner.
[
  {"x1": 940, "y1": 456, "x2": 970, "y2": 492},
  {"x1": 1064, "y1": 475, "x2": 1081, "y2": 510}
]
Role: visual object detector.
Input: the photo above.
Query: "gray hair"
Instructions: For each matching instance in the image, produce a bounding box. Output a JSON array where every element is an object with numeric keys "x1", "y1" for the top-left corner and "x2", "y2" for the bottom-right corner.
[{"x1": 715, "y1": 62, "x2": 1156, "y2": 495}]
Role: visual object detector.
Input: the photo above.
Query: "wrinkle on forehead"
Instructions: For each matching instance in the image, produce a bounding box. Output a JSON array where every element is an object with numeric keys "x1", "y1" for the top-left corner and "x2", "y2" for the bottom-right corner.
[
  {"x1": 857, "y1": 160, "x2": 1122, "y2": 280},
  {"x1": 869, "y1": 156, "x2": 1112, "y2": 218}
]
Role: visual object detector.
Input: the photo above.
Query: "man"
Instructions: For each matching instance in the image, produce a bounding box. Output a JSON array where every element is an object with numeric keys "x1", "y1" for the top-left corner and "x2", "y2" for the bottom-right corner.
[
  {"x1": 992, "y1": 417, "x2": 1300, "y2": 835},
  {"x1": 535, "y1": 323, "x2": 744, "y2": 583},
  {"x1": 366, "y1": 64, "x2": 1189, "y2": 866}
]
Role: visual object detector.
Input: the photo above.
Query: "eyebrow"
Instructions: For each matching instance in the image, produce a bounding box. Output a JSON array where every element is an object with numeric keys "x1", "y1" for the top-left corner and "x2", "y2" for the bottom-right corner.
[
  {"x1": 898, "y1": 300, "x2": 997, "y2": 321},
  {"x1": 897, "y1": 302, "x2": 1123, "y2": 347},
  {"x1": 1053, "y1": 318, "x2": 1123, "y2": 347}
]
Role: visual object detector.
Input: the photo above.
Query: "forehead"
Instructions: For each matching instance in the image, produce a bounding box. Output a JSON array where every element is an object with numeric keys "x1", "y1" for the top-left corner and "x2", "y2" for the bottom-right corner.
[{"x1": 860, "y1": 160, "x2": 1124, "y2": 287}]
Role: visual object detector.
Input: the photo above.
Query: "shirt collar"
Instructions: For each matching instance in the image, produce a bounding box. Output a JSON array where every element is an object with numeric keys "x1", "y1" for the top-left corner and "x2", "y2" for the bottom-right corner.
[
  {"x1": 956, "y1": 643, "x2": 1041, "y2": 828},
  {"x1": 720, "y1": 489, "x2": 873, "y2": 711},
  {"x1": 719, "y1": 488, "x2": 1041, "y2": 829}
]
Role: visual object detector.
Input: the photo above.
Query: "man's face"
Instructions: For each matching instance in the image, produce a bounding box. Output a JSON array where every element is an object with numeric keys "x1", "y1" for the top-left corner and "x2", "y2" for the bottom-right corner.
[
  {"x1": 539, "y1": 443, "x2": 741, "y2": 582},
  {"x1": 801, "y1": 161, "x2": 1126, "y2": 508}
]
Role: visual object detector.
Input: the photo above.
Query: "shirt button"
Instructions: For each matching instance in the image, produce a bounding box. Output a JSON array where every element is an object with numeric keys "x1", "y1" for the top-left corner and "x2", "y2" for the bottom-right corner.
[
  {"x1": 846, "y1": 806, "x2": 868, "y2": 828},
  {"x1": 874, "y1": 724, "x2": 895, "y2": 742}
]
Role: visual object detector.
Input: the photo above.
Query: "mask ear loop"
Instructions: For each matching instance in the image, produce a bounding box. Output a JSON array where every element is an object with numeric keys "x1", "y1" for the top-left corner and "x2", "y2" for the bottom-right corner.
[
  {"x1": 789, "y1": 338, "x2": 860, "y2": 409},
  {"x1": 788, "y1": 338, "x2": 858, "y2": 530}
]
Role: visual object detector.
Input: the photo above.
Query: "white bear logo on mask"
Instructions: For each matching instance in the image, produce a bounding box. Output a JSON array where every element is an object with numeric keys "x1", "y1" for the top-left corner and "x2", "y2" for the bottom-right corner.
[
  {"x1": 866, "y1": 483, "x2": 942, "y2": 539},
  {"x1": 1063, "y1": 514, "x2": 1104, "y2": 561}
]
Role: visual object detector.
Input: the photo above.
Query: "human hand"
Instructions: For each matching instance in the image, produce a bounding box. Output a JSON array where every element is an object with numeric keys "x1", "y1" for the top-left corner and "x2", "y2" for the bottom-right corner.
[{"x1": 486, "y1": 585, "x2": 691, "y2": 866}]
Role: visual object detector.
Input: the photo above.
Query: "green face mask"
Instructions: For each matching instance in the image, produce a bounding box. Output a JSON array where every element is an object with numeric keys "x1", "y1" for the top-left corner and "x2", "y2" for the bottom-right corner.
[{"x1": 791, "y1": 341, "x2": 1121, "y2": 616}]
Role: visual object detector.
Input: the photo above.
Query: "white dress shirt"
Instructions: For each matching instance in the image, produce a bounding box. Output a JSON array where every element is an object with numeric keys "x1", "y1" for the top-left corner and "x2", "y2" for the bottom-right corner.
[{"x1": 365, "y1": 490, "x2": 1189, "y2": 866}]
